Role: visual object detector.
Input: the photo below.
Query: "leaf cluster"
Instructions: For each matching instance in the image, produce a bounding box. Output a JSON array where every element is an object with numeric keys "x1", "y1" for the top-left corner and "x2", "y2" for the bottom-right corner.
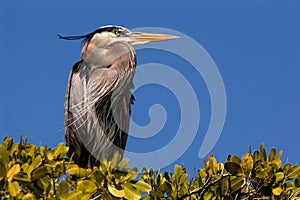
[{"x1": 0, "y1": 137, "x2": 299, "y2": 200}]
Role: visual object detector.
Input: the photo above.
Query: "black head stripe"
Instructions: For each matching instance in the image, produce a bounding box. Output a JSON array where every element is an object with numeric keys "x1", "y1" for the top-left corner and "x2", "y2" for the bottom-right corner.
[
  {"x1": 95, "y1": 26, "x2": 122, "y2": 34},
  {"x1": 57, "y1": 26, "x2": 124, "y2": 41}
]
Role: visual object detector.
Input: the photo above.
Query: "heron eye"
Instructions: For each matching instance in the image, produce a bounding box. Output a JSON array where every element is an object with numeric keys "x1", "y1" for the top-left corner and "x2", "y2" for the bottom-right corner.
[{"x1": 115, "y1": 31, "x2": 120, "y2": 36}]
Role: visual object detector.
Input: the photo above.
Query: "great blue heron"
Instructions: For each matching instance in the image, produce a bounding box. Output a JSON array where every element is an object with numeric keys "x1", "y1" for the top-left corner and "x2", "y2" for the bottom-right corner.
[{"x1": 59, "y1": 25, "x2": 178, "y2": 168}]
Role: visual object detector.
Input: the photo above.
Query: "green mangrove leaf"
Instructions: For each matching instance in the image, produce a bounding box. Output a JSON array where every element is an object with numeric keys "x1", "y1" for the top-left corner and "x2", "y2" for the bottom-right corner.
[
  {"x1": 286, "y1": 166, "x2": 300, "y2": 179},
  {"x1": 8, "y1": 181, "x2": 20, "y2": 197},
  {"x1": 224, "y1": 162, "x2": 243, "y2": 176},
  {"x1": 272, "y1": 186, "x2": 282, "y2": 196},
  {"x1": 7, "y1": 164, "x2": 20, "y2": 182},
  {"x1": 108, "y1": 183, "x2": 125, "y2": 198}
]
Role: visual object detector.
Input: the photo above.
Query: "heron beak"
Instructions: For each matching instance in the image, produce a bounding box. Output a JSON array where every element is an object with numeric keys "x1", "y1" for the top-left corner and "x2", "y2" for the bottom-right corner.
[{"x1": 127, "y1": 32, "x2": 179, "y2": 45}]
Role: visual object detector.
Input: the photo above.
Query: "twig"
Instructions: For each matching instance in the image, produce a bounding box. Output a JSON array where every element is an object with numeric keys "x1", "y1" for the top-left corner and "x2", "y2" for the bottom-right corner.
[
  {"x1": 288, "y1": 187, "x2": 300, "y2": 200},
  {"x1": 178, "y1": 174, "x2": 230, "y2": 200},
  {"x1": 90, "y1": 189, "x2": 102, "y2": 200}
]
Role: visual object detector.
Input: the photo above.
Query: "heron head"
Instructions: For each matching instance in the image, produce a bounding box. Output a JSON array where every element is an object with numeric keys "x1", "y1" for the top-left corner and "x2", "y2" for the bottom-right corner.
[
  {"x1": 58, "y1": 25, "x2": 179, "y2": 46},
  {"x1": 92, "y1": 25, "x2": 179, "y2": 46}
]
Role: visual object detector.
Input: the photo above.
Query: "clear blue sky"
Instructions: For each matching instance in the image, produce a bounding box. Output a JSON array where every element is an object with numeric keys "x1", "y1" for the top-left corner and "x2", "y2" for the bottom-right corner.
[{"x1": 1, "y1": 1, "x2": 299, "y2": 173}]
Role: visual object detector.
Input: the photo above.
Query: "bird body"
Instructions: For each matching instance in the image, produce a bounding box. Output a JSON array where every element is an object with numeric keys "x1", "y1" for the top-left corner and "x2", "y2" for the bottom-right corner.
[{"x1": 61, "y1": 25, "x2": 178, "y2": 168}]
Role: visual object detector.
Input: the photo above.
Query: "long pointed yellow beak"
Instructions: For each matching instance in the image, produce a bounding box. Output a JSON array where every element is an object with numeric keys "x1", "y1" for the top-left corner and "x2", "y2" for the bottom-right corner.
[{"x1": 127, "y1": 32, "x2": 179, "y2": 45}]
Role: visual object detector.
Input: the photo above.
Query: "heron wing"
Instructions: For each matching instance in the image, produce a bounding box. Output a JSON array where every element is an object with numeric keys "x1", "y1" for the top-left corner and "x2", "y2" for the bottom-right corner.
[{"x1": 64, "y1": 61, "x2": 88, "y2": 163}]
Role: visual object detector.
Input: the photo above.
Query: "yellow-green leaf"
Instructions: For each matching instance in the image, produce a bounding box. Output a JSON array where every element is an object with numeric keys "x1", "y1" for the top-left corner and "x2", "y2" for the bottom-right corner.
[
  {"x1": 53, "y1": 143, "x2": 68, "y2": 158},
  {"x1": 0, "y1": 145, "x2": 9, "y2": 164},
  {"x1": 174, "y1": 165, "x2": 181, "y2": 177},
  {"x1": 21, "y1": 163, "x2": 29, "y2": 173},
  {"x1": 241, "y1": 153, "x2": 253, "y2": 173},
  {"x1": 203, "y1": 191, "x2": 214, "y2": 200},
  {"x1": 150, "y1": 190, "x2": 164, "y2": 198},
  {"x1": 13, "y1": 172, "x2": 31, "y2": 184},
  {"x1": 7, "y1": 164, "x2": 20, "y2": 182},
  {"x1": 179, "y1": 173, "x2": 188, "y2": 185},
  {"x1": 3, "y1": 137, "x2": 13, "y2": 149},
  {"x1": 283, "y1": 163, "x2": 291, "y2": 173},
  {"x1": 91, "y1": 169, "x2": 105, "y2": 184},
  {"x1": 0, "y1": 159, "x2": 7, "y2": 179},
  {"x1": 22, "y1": 193, "x2": 37, "y2": 200},
  {"x1": 224, "y1": 162, "x2": 243, "y2": 176},
  {"x1": 141, "y1": 196, "x2": 151, "y2": 200},
  {"x1": 64, "y1": 191, "x2": 83, "y2": 200},
  {"x1": 57, "y1": 180, "x2": 69, "y2": 198},
  {"x1": 8, "y1": 181, "x2": 20, "y2": 197},
  {"x1": 209, "y1": 155, "x2": 217, "y2": 174},
  {"x1": 286, "y1": 166, "x2": 300, "y2": 179},
  {"x1": 80, "y1": 193, "x2": 93, "y2": 200},
  {"x1": 253, "y1": 150, "x2": 259, "y2": 162},
  {"x1": 31, "y1": 166, "x2": 49, "y2": 181},
  {"x1": 77, "y1": 180, "x2": 97, "y2": 193},
  {"x1": 220, "y1": 178, "x2": 229, "y2": 196},
  {"x1": 68, "y1": 164, "x2": 88, "y2": 178},
  {"x1": 199, "y1": 168, "x2": 207, "y2": 178},
  {"x1": 259, "y1": 143, "x2": 267, "y2": 161},
  {"x1": 133, "y1": 181, "x2": 151, "y2": 193},
  {"x1": 274, "y1": 172, "x2": 284, "y2": 183},
  {"x1": 217, "y1": 163, "x2": 224, "y2": 173},
  {"x1": 45, "y1": 149, "x2": 54, "y2": 161},
  {"x1": 272, "y1": 187, "x2": 282, "y2": 196},
  {"x1": 36, "y1": 176, "x2": 51, "y2": 193},
  {"x1": 275, "y1": 150, "x2": 283, "y2": 160},
  {"x1": 268, "y1": 147, "x2": 276, "y2": 161},
  {"x1": 117, "y1": 158, "x2": 129, "y2": 170},
  {"x1": 110, "y1": 152, "x2": 122, "y2": 169},
  {"x1": 108, "y1": 183, "x2": 125, "y2": 197},
  {"x1": 28, "y1": 155, "x2": 42, "y2": 174},
  {"x1": 124, "y1": 182, "x2": 140, "y2": 200},
  {"x1": 231, "y1": 155, "x2": 241, "y2": 164},
  {"x1": 128, "y1": 170, "x2": 138, "y2": 181},
  {"x1": 230, "y1": 177, "x2": 245, "y2": 193}
]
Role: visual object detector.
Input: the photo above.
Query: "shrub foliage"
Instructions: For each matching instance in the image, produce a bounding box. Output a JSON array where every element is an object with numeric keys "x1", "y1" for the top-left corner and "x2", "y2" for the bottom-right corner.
[{"x1": 0, "y1": 136, "x2": 299, "y2": 199}]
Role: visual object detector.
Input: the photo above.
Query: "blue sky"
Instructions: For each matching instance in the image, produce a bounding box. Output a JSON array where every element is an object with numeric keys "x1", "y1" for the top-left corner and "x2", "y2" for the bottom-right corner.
[{"x1": 1, "y1": 1, "x2": 299, "y2": 173}]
